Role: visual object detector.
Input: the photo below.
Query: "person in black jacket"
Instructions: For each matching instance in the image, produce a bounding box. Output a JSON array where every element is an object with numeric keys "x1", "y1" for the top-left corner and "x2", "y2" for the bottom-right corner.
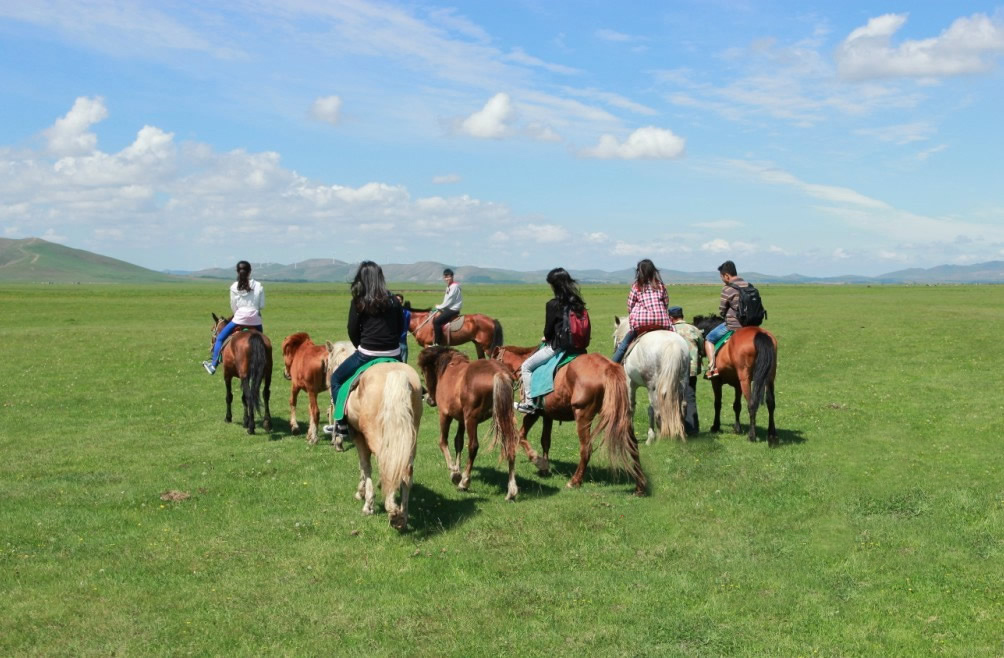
[
  {"x1": 327, "y1": 261, "x2": 404, "y2": 439},
  {"x1": 516, "y1": 267, "x2": 587, "y2": 414}
]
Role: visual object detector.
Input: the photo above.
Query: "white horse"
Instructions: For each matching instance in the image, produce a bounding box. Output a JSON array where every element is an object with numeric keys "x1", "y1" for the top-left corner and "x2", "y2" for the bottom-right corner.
[
  {"x1": 613, "y1": 317, "x2": 690, "y2": 443},
  {"x1": 325, "y1": 341, "x2": 422, "y2": 531}
]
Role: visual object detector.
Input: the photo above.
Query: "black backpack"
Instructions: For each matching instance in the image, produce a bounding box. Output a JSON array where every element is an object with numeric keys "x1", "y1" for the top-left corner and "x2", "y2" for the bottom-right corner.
[{"x1": 729, "y1": 282, "x2": 767, "y2": 326}]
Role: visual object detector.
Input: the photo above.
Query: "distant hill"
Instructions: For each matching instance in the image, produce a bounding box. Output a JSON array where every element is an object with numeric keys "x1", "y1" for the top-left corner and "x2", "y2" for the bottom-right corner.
[
  {"x1": 875, "y1": 261, "x2": 1004, "y2": 284},
  {"x1": 0, "y1": 237, "x2": 178, "y2": 283}
]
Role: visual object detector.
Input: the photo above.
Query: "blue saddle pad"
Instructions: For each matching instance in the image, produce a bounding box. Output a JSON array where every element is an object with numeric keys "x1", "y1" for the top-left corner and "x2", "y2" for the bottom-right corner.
[{"x1": 529, "y1": 350, "x2": 579, "y2": 400}]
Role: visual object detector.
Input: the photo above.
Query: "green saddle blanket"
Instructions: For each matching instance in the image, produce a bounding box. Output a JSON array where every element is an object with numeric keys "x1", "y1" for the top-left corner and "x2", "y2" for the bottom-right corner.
[
  {"x1": 529, "y1": 347, "x2": 581, "y2": 403},
  {"x1": 714, "y1": 330, "x2": 735, "y2": 354},
  {"x1": 334, "y1": 358, "x2": 400, "y2": 422}
]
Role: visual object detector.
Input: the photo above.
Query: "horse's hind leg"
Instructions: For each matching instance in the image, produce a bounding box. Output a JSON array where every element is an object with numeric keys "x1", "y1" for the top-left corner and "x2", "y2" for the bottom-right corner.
[
  {"x1": 567, "y1": 413, "x2": 593, "y2": 489},
  {"x1": 458, "y1": 416, "x2": 479, "y2": 491},
  {"x1": 356, "y1": 440, "x2": 375, "y2": 515},
  {"x1": 242, "y1": 378, "x2": 255, "y2": 435},
  {"x1": 732, "y1": 385, "x2": 744, "y2": 436},
  {"x1": 262, "y1": 364, "x2": 272, "y2": 432},
  {"x1": 289, "y1": 386, "x2": 301, "y2": 435},
  {"x1": 766, "y1": 380, "x2": 777, "y2": 446},
  {"x1": 306, "y1": 390, "x2": 319, "y2": 445},
  {"x1": 225, "y1": 376, "x2": 234, "y2": 423},
  {"x1": 710, "y1": 380, "x2": 723, "y2": 433},
  {"x1": 437, "y1": 415, "x2": 461, "y2": 485}
]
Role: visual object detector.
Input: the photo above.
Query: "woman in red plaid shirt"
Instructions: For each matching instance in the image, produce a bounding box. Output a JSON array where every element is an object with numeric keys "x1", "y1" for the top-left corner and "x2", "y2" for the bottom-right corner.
[{"x1": 612, "y1": 259, "x2": 673, "y2": 363}]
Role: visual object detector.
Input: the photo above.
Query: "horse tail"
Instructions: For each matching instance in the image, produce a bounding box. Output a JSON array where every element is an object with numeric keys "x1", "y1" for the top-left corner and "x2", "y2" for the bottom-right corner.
[
  {"x1": 490, "y1": 319, "x2": 504, "y2": 352},
  {"x1": 488, "y1": 371, "x2": 518, "y2": 463},
  {"x1": 245, "y1": 332, "x2": 267, "y2": 414},
  {"x1": 652, "y1": 340, "x2": 687, "y2": 440},
  {"x1": 750, "y1": 332, "x2": 776, "y2": 415},
  {"x1": 376, "y1": 369, "x2": 419, "y2": 497},
  {"x1": 593, "y1": 362, "x2": 645, "y2": 486}
]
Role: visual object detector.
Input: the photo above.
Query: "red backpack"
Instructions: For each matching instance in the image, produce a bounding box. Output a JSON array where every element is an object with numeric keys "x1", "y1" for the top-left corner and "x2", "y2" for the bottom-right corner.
[{"x1": 558, "y1": 305, "x2": 591, "y2": 351}]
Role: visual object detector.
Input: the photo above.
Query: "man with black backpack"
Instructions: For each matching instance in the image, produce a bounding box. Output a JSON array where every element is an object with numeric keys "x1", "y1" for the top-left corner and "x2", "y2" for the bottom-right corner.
[{"x1": 703, "y1": 260, "x2": 765, "y2": 378}]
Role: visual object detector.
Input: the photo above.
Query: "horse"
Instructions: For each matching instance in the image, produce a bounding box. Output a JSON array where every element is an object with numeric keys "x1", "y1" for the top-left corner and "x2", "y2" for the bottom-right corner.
[
  {"x1": 209, "y1": 313, "x2": 273, "y2": 435},
  {"x1": 417, "y1": 346, "x2": 520, "y2": 500},
  {"x1": 693, "y1": 315, "x2": 778, "y2": 446},
  {"x1": 324, "y1": 341, "x2": 421, "y2": 530},
  {"x1": 406, "y1": 306, "x2": 503, "y2": 359},
  {"x1": 612, "y1": 317, "x2": 690, "y2": 443},
  {"x1": 281, "y1": 332, "x2": 333, "y2": 446},
  {"x1": 491, "y1": 345, "x2": 647, "y2": 495}
]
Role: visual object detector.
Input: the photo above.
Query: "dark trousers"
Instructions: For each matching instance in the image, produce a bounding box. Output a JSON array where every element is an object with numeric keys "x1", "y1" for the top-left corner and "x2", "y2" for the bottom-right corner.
[
  {"x1": 433, "y1": 309, "x2": 459, "y2": 345},
  {"x1": 684, "y1": 375, "x2": 699, "y2": 435}
]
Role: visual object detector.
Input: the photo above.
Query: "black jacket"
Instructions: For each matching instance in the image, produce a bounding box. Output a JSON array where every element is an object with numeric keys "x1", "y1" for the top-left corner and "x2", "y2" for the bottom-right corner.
[
  {"x1": 347, "y1": 296, "x2": 404, "y2": 351},
  {"x1": 543, "y1": 298, "x2": 564, "y2": 350}
]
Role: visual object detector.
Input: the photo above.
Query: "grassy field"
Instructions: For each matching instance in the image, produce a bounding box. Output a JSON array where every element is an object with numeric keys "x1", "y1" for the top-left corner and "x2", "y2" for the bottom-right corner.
[{"x1": 1, "y1": 281, "x2": 1002, "y2": 656}]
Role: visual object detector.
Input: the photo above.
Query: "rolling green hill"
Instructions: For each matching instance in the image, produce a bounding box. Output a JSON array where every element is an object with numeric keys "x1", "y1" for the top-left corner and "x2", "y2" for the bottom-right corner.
[{"x1": 0, "y1": 238, "x2": 178, "y2": 283}]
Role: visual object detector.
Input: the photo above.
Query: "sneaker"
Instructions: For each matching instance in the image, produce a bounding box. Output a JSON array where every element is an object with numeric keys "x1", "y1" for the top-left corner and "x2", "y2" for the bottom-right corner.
[
  {"x1": 515, "y1": 402, "x2": 537, "y2": 415},
  {"x1": 202, "y1": 360, "x2": 216, "y2": 375},
  {"x1": 324, "y1": 421, "x2": 349, "y2": 437},
  {"x1": 704, "y1": 368, "x2": 719, "y2": 379}
]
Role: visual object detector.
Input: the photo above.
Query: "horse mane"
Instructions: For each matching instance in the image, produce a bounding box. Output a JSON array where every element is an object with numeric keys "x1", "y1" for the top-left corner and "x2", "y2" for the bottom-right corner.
[
  {"x1": 692, "y1": 314, "x2": 725, "y2": 335},
  {"x1": 282, "y1": 331, "x2": 312, "y2": 358},
  {"x1": 500, "y1": 345, "x2": 539, "y2": 356}
]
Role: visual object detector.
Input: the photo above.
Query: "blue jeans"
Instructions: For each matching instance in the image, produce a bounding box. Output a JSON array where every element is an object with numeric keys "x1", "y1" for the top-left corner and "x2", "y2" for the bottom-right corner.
[
  {"x1": 329, "y1": 350, "x2": 404, "y2": 411},
  {"x1": 399, "y1": 340, "x2": 409, "y2": 364},
  {"x1": 211, "y1": 322, "x2": 263, "y2": 365},
  {"x1": 520, "y1": 344, "x2": 556, "y2": 404},
  {"x1": 705, "y1": 322, "x2": 729, "y2": 346},
  {"x1": 611, "y1": 329, "x2": 636, "y2": 363}
]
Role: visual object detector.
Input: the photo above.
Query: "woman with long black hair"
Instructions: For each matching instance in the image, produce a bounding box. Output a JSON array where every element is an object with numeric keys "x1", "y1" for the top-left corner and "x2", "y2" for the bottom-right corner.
[
  {"x1": 203, "y1": 260, "x2": 265, "y2": 375},
  {"x1": 515, "y1": 267, "x2": 587, "y2": 414},
  {"x1": 326, "y1": 260, "x2": 404, "y2": 439}
]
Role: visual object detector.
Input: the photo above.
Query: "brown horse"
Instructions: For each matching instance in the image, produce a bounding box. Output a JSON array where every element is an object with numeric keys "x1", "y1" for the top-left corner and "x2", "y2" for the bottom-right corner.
[
  {"x1": 210, "y1": 313, "x2": 273, "y2": 435},
  {"x1": 324, "y1": 341, "x2": 421, "y2": 531},
  {"x1": 407, "y1": 307, "x2": 503, "y2": 359},
  {"x1": 417, "y1": 346, "x2": 520, "y2": 500},
  {"x1": 492, "y1": 345, "x2": 646, "y2": 495},
  {"x1": 693, "y1": 315, "x2": 778, "y2": 446},
  {"x1": 281, "y1": 332, "x2": 333, "y2": 445}
]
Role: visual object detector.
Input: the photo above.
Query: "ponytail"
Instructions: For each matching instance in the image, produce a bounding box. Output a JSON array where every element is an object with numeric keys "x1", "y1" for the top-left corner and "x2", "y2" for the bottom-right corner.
[{"x1": 236, "y1": 260, "x2": 252, "y2": 292}]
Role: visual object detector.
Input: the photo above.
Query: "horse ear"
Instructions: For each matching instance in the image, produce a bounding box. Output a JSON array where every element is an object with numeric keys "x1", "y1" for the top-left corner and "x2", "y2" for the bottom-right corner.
[
  {"x1": 325, "y1": 340, "x2": 335, "y2": 353},
  {"x1": 212, "y1": 312, "x2": 219, "y2": 323},
  {"x1": 614, "y1": 315, "x2": 621, "y2": 325}
]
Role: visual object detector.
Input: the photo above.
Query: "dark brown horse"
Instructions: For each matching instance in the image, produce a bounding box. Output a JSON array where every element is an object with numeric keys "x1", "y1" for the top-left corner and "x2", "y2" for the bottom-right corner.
[
  {"x1": 407, "y1": 307, "x2": 503, "y2": 359},
  {"x1": 210, "y1": 313, "x2": 273, "y2": 434},
  {"x1": 693, "y1": 315, "x2": 777, "y2": 446},
  {"x1": 418, "y1": 346, "x2": 520, "y2": 500},
  {"x1": 281, "y1": 332, "x2": 332, "y2": 445},
  {"x1": 491, "y1": 345, "x2": 646, "y2": 495}
]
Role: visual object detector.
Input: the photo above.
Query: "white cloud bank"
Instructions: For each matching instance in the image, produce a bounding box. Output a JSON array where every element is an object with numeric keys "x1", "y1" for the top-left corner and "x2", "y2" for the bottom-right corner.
[
  {"x1": 310, "y1": 95, "x2": 342, "y2": 125},
  {"x1": 460, "y1": 93, "x2": 515, "y2": 138},
  {"x1": 44, "y1": 96, "x2": 108, "y2": 155},
  {"x1": 580, "y1": 126, "x2": 685, "y2": 159}
]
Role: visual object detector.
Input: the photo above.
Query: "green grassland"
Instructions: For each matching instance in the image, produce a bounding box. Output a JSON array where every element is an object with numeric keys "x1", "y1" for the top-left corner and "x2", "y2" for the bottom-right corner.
[{"x1": 1, "y1": 282, "x2": 1002, "y2": 656}]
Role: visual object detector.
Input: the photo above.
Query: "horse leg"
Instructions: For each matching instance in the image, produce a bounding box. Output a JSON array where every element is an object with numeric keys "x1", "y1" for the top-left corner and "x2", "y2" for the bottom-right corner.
[
  {"x1": 647, "y1": 405, "x2": 657, "y2": 445},
  {"x1": 710, "y1": 379, "x2": 723, "y2": 433},
  {"x1": 390, "y1": 455, "x2": 414, "y2": 532},
  {"x1": 732, "y1": 385, "x2": 744, "y2": 436},
  {"x1": 437, "y1": 415, "x2": 460, "y2": 484},
  {"x1": 517, "y1": 414, "x2": 546, "y2": 471},
  {"x1": 567, "y1": 412, "x2": 593, "y2": 489},
  {"x1": 474, "y1": 341, "x2": 485, "y2": 359},
  {"x1": 307, "y1": 390, "x2": 320, "y2": 445},
  {"x1": 261, "y1": 365, "x2": 272, "y2": 432},
  {"x1": 766, "y1": 380, "x2": 778, "y2": 446},
  {"x1": 537, "y1": 417, "x2": 554, "y2": 475},
  {"x1": 289, "y1": 386, "x2": 301, "y2": 435},
  {"x1": 224, "y1": 375, "x2": 234, "y2": 423},
  {"x1": 458, "y1": 415, "x2": 478, "y2": 491},
  {"x1": 242, "y1": 378, "x2": 255, "y2": 435},
  {"x1": 356, "y1": 440, "x2": 375, "y2": 515}
]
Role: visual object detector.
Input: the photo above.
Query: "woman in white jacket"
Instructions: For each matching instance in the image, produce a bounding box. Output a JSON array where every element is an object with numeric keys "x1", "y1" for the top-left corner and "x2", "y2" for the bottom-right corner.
[{"x1": 203, "y1": 260, "x2": 265, "y2": 375}]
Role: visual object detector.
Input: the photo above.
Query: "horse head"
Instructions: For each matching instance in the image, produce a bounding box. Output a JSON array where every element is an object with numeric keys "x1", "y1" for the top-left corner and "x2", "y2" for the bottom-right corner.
[
  {"x1": 323, "y1": 340, "x2": 355, "y2": 376},
  {"x1": 613, "y1": 315, "x2": 630, "y2": 346},
  {"x1": 210, "y1": 313, "x2": 231, "y2": 349},
  {"x1": 281, "y1": 332, "x2": 312, "y2": 380},
  {"x1": 692, "y1": 314, "x2": 725, "y2": 336},
  {"x1": 417, "y1": 345, "x2": 466, "y2": 406}
]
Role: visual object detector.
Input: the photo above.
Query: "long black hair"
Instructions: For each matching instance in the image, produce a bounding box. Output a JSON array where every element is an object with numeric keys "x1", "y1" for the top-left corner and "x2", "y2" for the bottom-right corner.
[
  {"x1": 635, "y1": 259, "x2": 663, "y2": 289},
  {"x1": 351, "y1": 261, "x2": 392, "y2": 314},
  {"x1": 236, "y1": 260, "x2": 252, "y2": 292},
  {"x1": 546, "y1": 267, "x2": 585, "y2": 312}
]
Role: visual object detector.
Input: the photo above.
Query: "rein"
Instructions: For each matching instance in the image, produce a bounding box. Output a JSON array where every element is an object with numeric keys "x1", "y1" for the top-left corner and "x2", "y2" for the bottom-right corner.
[{"x1": 414, "y1": 310, "x2": 438, "y2": 332}]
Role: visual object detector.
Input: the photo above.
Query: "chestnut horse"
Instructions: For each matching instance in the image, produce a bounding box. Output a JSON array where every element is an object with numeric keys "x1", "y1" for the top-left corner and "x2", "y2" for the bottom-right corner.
[
  {"x1": 281, "y1": 332, "x2": 333, "y2": 445},
  {"x1": 324, "y1": 341, "x2": 422, "y2": 530},
  {"x1": 407, "y1": 307, "x2": 503, "y2": 359},
  {"x1": 417, "y1": 346, "x2": 520, "y2": 500},
  {"x1": 693, "y1": 315, "x2": 778, "y2": 446},
  {"x1": 210, "y1": 313, "x2": 273, "y2": 435},
  {"x1": 492, "y1": 345, "x2": 646, "y2": 495}
]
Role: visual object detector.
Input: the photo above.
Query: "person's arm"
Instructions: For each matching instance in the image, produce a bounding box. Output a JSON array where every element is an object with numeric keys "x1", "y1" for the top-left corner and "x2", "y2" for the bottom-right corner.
[
  {"x1": 229, "y1": 285, "x2": 238, "y2": 313},
  {"x1": 718, "y1": 286, "x2": 730, "y2": 318},
  {"x1": 438, "y1": 284, "x2": 460, "y2": 310},
  {"x1": 256, "y1": 283, "x2": 265, "y2": 312},
  {"x1": 347, "y1": 303, "x2": 361, "y2": 347},
  {"x1": 626, "y1": 286, "x2": 638, "y2": 312},
  {"x1": 392, "y1": 299, "x2": 404, "y2": 337},
  {"x1": 543, "y1": 300, "x2": 559, "y2": 342}
]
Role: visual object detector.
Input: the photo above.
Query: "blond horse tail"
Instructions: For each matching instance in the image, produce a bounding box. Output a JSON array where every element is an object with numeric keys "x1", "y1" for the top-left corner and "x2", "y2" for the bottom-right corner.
[
  {"x1": 592, "y1": 362, "x2": 645, "y2": 487},
  {"x1": 488, "y1": 371, "x2": 518, "y2": 463},
  {"x1": 376, "y1": 369, "x2": 419, "y2": 496},
  {"x1": 652, "y1": 340, "x2": 687, "y2": 440}
]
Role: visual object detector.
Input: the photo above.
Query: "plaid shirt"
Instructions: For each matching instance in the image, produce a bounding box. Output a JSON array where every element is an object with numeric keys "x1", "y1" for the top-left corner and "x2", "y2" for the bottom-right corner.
[{"x1": 627, "y1": 283, "x2": 672, "y2": 330}]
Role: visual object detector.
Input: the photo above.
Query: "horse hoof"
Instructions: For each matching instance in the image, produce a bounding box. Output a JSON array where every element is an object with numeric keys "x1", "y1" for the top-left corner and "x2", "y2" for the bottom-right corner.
[
  {"x1": 450, "y1": 472, "x2": 462, "y2": 485},
  {"x1": 389, "y1": 513, "x2": 408, "y2": 531},
  {"x1": 263, "y1": 420, "x2": 272, "y2": 431},
  {"x1": 505, "y1": 493, "x2": 517, "y2": 502},
  {"x1": 290, "y1": 425, "x2": 300, "y2": 435},
  {"x1": 458, "y1": 480, "x2": 470, "y2": 491},
  {"x1": 225, "y1": 417, "x2": 232, "y2": 424},
  {"x1": 565, "y1": 480, "x2": 581, "y2": 489}
]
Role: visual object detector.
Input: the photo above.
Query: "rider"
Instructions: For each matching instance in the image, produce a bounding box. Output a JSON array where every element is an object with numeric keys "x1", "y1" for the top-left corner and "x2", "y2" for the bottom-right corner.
[
  {"x1": 432, "y1": 268, "x2": 462, "y2": 346},
  {"x1": 326, "y1": 261, "x2": 404, "y2": 440},
  {"x1": 203, "y1": 260, "x2": 264, "y2": 375},
  {"x1": 612, "y1": 259, "x2": 673, "y2": 363},
  {"x1": 668, "y1": 305, "x2": 703, "y2": 434},
  {"x1": 395, "y1": 293, "x2": 411, "y2": 363},
  {"x1": 516, "y1": 267, "x2": 587, "y2": 414},
  {"x1": 704, "y1": 259, "x2": 747, "y2": 378}
]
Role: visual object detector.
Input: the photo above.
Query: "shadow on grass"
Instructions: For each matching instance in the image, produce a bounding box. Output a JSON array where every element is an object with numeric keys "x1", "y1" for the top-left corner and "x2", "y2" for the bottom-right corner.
[
  {"x1": 406, "y1": 482, "x2": 483, "y2": 538},
  {"x1": 527, "y1": 457, "x2": 645, "y2": 493},
  {"x1": 471, "y1": 465, "x2": 561, "y2": 500},
  {"x1": 699, "y1": 426, "x2": 807, "y2": 447}
]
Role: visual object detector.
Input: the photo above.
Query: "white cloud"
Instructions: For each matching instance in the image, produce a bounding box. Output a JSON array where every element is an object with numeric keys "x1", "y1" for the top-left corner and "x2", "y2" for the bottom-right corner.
[
  {"x1": 728, "y1": 160, "x2": 890, "y2": 209},
  {"x1": 503, "y1": 48, "x2": 579, "y2": 75},
  {"x1": 44, "y1": 96, "x2": 108, "y2": 155},
  {"x1": 432, "y1": 173, "x2": 461, "y2": 184},
  {"x1": 460, "y1": 93, "x2": 515, "y2": 138},
  {"x1": 525, "y1": 122, "x2": 562, "y2": 142},
  {"x1": 561, "y1": 87, "x2": 657, "y2": 115},
  {"x1": 693, "y1": 220, "x2": 743, "y2": 230},
  {"x1": 581, "y1": 126, "x2": 685, "y2": 160},
  {"x1": 311, "y1": 95, "x2": 342, "y2": 125},
  {"x1": 768, "y1": 245, "x2": 789, "y2": 256},
  {"x1": 702, "y1": 239, "x2": 756, "y2": 255},
  {"x1": 832, "y1": 248, "x2": 850, "y2": 260},
  {"x1": 492, "y1": 223, "x2": 570, "y2": 243},
  {"x1": 612, "y1": 240, "x2": 693, "y2": 256},
  {"x1": 916, "y1": 144, "x2": 949, "y2": 161},
  {"x1": 837, "y1": 13, "x2": 1004, "y2": 81},
  {"x1": 585, "y1": 232, "x2": 609, "y2": 243},
  {"x1": 855, "y1": 121, "x2": 934, "y2": 145},
  {"x1": 596, "y1": 29, "x2": 642, "y2": 43},
  {"x1": 878, "y1": 250, "x2": 907, "y2": 261}
]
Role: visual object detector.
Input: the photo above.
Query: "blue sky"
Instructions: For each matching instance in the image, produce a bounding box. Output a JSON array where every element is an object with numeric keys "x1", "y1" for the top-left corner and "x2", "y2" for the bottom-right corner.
[{"x1": 2, "y1": 1, "x2": 1003, "y2": 276}]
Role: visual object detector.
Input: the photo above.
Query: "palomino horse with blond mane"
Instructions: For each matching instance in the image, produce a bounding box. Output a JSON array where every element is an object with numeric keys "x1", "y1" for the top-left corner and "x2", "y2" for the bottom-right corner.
[
  {"x1": 492, "y1": 345, "x2": 647, "y2": 495},
  {"x1": 209, "y1": 313, "x2": 273, "y2": 435},
  {"x1": 325, "y1": 341, "x2": 422, "y2": 530},
  {"x1": 281, "y1": 332, "x2": 332, "y2": 445},
  {"x1": 612, "y1": 317, "x2": 690, "y2": 443},
  {"x1": 418, "y1": 346, "x2": 520, "y2": 500},
  {"x1": 406, "y1": 306, "x2": 503, "y2": 359},
  {"x1": 693, "y1": 315, "x2": 778, "y2": 446}
]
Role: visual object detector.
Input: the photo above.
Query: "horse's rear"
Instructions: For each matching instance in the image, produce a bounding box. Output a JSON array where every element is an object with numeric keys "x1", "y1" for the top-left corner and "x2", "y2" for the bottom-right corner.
[
  {"x1": 714, "y1": 327, "x2": 777, "y2": 446},
  {"x1": 281, "y1": 332, "x2": 330, "y2": 444},
  {"x1": 347, "y1": 362, "x2": 422, "y2": 531},
  {"x1": 223, "y1": 330, "x2": 273, "y2": 435}
]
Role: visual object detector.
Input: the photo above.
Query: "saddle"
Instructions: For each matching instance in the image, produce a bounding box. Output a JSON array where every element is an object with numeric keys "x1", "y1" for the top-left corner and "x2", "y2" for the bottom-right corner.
[
  {"x1": 713, "y1": 330, "x2": 735, "y2": 355},
  {"x1": 333, "y1": 357, "x2": 401, "y2": 422},
  {"x1": 442, "y1": 314, "x2": 464, "y2": 345},
  {"x1": 528, "y1": 349, "x2": 579, "y2": 404}
]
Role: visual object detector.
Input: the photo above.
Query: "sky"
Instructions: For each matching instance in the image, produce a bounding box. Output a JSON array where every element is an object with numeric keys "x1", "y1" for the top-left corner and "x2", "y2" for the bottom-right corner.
[{"x1": 2, "y1": 1, "x2": 1004, "y2": 276}]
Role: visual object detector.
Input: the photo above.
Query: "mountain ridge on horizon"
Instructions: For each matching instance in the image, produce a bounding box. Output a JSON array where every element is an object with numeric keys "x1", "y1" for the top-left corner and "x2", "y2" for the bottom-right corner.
[{"x1": 1, "y1": 237, "x2": 1002, "y2": 284}]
